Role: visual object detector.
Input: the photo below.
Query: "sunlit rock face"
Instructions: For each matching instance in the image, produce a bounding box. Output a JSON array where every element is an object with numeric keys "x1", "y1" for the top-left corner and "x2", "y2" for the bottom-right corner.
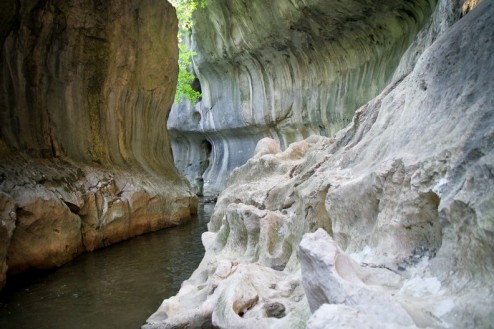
[
  {"x1": 0, "y1": 0, "x2": 196, "y2": 286},
  {"x1": 169, "y1": 0, "x2": 439, "y2": 195},
  {"x1": 146, "y1": 1, "x2": 493, "y2": 328}
]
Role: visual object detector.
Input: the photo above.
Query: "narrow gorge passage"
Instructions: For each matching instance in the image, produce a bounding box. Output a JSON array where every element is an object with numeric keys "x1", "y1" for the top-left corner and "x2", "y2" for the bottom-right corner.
[
  {"x1": 146, "y1": 1, "x2": 494, "y2": 328},
  {"x1": 1, "y1": 0, "x2": 493, "y2": 328}
]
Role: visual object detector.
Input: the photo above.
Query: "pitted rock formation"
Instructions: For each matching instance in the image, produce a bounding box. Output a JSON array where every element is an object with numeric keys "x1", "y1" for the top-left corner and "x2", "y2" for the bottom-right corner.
[
  {"x1": 145, "y1": 1, "x2": 494, "y2": 328},
  {"x1": 168, "y1": 0, "x2": 447, "y2": 195},
  {"x1": 0, "y1": 0, "x2": 196, "y2": 287}
]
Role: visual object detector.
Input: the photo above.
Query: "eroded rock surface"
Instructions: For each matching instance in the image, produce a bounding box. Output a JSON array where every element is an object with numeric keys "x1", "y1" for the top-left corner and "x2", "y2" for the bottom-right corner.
[
  {"x1": 169, "y1": 0, "x2": 451, "y2": 195},
  {"x1": 145, "y1": 1, "x2": 494, "y2": 328},
  {"x1": 0, "y1": 0, "x2": 196, "y2": 287}
]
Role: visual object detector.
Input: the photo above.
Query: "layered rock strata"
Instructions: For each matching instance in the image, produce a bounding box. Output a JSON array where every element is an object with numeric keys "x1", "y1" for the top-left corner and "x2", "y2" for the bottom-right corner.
[
  {"x1": 169, "y1": 0, "x2": 442, "y2": 195},
  {"x1": 0, "y1": 0, "x2": 196, "y2": 288},
  {"x1": 145, "y1": 1, "x2": 493, "y2": 328}
]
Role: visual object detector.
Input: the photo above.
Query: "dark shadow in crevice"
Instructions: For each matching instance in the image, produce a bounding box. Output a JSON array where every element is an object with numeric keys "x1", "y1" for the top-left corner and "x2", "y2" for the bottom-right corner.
[{"x1": 196, "y1": 139, "x2": 212, "y2": 196}]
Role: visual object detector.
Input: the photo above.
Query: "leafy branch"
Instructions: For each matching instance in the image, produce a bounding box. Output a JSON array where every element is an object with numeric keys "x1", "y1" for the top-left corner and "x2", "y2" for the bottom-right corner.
[
  {"x1": 177, "y1": 44, "x2": 201, "y2": 103},
  {"x1": 173, "y1": 0, "x2": 206, "y2": 103}
]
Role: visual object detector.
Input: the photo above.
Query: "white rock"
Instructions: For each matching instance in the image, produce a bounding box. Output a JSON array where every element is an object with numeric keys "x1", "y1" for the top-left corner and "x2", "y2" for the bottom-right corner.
[{"x1": 146, "y1": 1, "x2": 494, "y2": 328}]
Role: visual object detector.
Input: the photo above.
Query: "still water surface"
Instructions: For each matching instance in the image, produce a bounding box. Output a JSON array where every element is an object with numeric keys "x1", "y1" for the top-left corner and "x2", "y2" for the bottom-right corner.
[{"x1": 0, "y1": 202, "x2": 214, "y2": 329}]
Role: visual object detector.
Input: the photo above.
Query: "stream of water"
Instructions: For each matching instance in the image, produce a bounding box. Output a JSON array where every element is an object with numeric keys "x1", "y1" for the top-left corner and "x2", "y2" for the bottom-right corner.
[{"x1": 0, "y1": 202, "x2": 214, "y2": 329}]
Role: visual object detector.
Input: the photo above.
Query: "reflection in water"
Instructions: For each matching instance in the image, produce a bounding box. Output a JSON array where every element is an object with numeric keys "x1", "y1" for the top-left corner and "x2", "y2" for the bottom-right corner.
[{"x1": 0, "y1": 202, "x2": 214, "y2": 329}]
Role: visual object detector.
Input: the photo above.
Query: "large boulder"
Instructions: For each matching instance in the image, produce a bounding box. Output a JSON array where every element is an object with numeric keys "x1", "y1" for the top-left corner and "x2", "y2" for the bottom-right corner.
[{"x1": 6, "y1": 185, "x2": 83, "y2": 275}]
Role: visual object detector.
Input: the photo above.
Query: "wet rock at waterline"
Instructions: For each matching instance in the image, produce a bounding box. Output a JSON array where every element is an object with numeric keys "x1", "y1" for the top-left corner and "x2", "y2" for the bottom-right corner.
[
  {"x1": 145, "y1": 1, "x2": 494, "y2": 328},
  {"x1": 0, "y1": 0, "x2": 196, "y2": 287},
  {"x1": 0, "y1": 192, "x2": 16, "y2": 289}
]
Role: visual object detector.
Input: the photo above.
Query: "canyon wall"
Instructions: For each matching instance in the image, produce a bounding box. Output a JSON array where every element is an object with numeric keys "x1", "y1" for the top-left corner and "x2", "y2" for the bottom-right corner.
[
  {"x1": 169, "y1": 0, "x2": 443, "y2": 195},
  {"x1": 145, "y1": 0, "x2": 493, "y2": 328},
  {"x1": 0, "y1": 0, "x2": 196, "y2": 288}
]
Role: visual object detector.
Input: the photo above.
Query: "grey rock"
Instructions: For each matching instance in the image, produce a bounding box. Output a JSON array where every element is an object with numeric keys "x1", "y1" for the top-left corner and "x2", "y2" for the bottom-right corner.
[
  {"x1": 299, "y1": 229, "x2": 416, "y2": 327},
  {"x1": 170, "y1": 0, "x2": 440, "y2": 195},
  {"x1": 146, "y1": 1, "x2": 494, "y2": 328},
  {"x1": 264, "y1": 302, "x2": 286, "y2": 319}
]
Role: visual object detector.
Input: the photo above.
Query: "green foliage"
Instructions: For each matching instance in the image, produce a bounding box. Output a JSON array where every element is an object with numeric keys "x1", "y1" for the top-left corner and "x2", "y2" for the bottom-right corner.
[
  {"x1": 176, "y1": 44, "x2": 201, "y2": 103},
  {"x1": 173, "y1": 0, "x2": 207, "y2": 103},
  {"x1": 175, "y1": 0, "x2": 207, "y2": 30}
]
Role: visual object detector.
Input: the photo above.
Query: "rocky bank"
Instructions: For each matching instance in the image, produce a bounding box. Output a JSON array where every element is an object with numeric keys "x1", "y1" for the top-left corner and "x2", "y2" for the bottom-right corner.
[
  {"x1": 0, "y1": 0, "x2": 196, "y2": 288},
  {"x1": 145, "y1": 0, "x2": 493, "y2": 328}
]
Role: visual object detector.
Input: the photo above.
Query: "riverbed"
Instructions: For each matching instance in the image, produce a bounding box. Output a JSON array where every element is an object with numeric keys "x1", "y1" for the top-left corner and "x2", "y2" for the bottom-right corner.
[{"x1": 0, "y1": 202, "x2": 214, "y2": 329}]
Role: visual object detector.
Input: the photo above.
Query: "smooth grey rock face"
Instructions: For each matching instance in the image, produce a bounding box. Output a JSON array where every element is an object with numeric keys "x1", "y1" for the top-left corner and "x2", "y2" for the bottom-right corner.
[
  {"x1": 146, "y1": 1, "x2": 494, "y2": 328},
  {"x1": 169, "y1": 0, "x2": 439, "y2": 195},
  {"x1": 0, "y1": 0, "x2": 196, "y2": 287}
]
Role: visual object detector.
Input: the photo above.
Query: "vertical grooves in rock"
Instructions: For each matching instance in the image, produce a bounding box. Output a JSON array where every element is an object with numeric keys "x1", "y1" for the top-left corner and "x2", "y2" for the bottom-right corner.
[
  {"x1": 169, "y1": 0, "x2": 437, "y2": 196},
  {"x1": 0, "y1": 0, "x2": 196, "y2": 286}
]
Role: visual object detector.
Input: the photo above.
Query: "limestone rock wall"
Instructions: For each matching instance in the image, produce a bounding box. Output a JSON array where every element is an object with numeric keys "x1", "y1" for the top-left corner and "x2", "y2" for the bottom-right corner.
[
  {"x1": 169, "y1": 0, "x2": 439, "y2": 195},
  {"x1": 145, "y1": 1, "x2": 493, "y2": 328},
  {"x1": 0, "y1": 0, "x2": 196, "y2": 288},
  {"x1": 1, "y1": 0, "x2": 178, "y2": 171}
]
